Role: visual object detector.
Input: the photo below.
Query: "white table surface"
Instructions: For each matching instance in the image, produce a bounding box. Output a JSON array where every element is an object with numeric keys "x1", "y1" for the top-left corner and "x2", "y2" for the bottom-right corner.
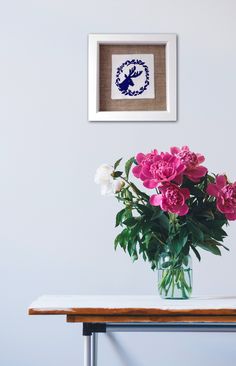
[{"x1": 28, "y1": 295, "x2": 236, "y2": 313}]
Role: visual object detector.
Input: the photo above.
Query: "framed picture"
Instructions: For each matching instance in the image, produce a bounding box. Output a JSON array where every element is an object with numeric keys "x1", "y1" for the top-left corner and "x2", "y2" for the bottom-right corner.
[{"x1": 88, "y1": 34, "x2": 177, "y2": 122}]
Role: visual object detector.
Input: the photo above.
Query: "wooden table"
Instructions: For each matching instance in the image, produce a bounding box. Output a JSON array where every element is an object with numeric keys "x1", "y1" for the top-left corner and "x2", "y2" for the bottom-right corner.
[{"x1": 28, "y1": 295, "x2": 236, "y2": 366}]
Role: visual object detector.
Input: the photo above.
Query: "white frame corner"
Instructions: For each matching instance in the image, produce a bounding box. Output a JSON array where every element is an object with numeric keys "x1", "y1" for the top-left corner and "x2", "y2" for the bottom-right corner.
[{"x1": 88, "y1": 33, "x2": 177, "y2": 122}]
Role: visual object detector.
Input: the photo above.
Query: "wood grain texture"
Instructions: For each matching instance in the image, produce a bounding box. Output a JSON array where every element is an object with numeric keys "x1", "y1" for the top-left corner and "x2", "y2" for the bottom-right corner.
[
  {"x1": 28, "y1": 295, "x2": 236, "y2": 323},
  {"x1": 99, "y1": 44, "x2": 166, "y2": 111},
  {"x1": 66, "y1": 314, "x2": 236, "y2": 323},
  {"x1": 28, "y1": 295, "x2": 236, "y2": 324},
  {"x1": 29, "y1": 307, "x2": 236, "y2": 316}
]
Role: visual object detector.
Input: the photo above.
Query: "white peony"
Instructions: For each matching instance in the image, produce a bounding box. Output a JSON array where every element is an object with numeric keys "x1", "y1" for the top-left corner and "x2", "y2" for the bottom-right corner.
[{"x1": 95, "y1": 164, "x2": 124, "y2": 196}]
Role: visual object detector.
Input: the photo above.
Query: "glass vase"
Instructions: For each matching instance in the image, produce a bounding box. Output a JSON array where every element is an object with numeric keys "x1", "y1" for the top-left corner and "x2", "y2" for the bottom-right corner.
[{"x1": 157, "y1": 254, "x2": 192, "y2": 299}]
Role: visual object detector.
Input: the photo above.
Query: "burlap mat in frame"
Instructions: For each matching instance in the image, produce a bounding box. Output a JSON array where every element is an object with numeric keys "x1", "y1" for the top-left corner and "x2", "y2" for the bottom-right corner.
[{"x1": 99, "y1": 44, "x2": 166, "y2": 112}]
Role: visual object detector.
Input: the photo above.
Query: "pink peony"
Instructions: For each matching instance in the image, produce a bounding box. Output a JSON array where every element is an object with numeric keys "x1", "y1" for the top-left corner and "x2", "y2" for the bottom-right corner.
[
  {"x1": 134, "y1": 152, "x2": 185, "y2": 189},
  {"x1": 171, "y1": 146, "x2": 208, "y2": 183},
  {"x1": 132, "y1": 150, "x2": 158, "y2": 180},
  {"x1": 150, "y1": 183, "x2": 190, "y2": 216},
  {"x1": 207, "y1": 175, "x2": 236, "y2": 220}
]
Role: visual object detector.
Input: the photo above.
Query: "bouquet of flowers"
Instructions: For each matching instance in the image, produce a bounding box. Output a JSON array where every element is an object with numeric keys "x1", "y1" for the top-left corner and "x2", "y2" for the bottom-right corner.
[{"x1": 95, "y1": 146, "x2": 236, "y2": 299}]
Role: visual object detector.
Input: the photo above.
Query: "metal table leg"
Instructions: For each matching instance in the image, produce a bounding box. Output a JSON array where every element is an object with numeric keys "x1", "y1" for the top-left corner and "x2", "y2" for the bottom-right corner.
[
  {"x1": 83, "y1": 322, "x2": 236, "y2": 366},
  {"x1": 84, "y1": 335, "x2": 92, "y2": 366},
  {"x1": 92, "y1": 333, "x2": 98, "y2": 366},
  {"x1": 83, "y1": 324, "x2": 104, "y2": 366}
]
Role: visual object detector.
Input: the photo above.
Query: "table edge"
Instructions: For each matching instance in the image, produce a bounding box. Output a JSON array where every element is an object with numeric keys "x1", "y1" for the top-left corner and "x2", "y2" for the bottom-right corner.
[{"x1": 28, "y1": 307, "x2": 236, "y2": 316}]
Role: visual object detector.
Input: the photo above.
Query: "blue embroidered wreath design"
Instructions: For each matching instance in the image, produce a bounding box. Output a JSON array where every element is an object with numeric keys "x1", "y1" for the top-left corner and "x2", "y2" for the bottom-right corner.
[{"x1": 115, "y1": 59, "x2": 150, "y2": 96}]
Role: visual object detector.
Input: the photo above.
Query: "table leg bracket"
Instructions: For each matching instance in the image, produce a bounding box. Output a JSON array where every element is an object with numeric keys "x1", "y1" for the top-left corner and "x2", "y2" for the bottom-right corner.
[{"x1": 83, "y1": 323, "x2": 107, "y2": 336}]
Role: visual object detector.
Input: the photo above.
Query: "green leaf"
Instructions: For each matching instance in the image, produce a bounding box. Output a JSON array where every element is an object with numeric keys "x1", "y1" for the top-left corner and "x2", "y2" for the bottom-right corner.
[
  {"x1": 114, "y1": 231, "x2": 126, "y2": 250},
  {"x1": 216, "y1": 243, "x2": 229, "y2": 251},
  {"x1": 151, "y1": 208, "x2": 163, "y2": 221},
  {"x1": 115, "y1": 209, "x2": 126, "y2": 227},
  {"x1": 210, "y1": 227, "x2": 227, "y2": 241},
  {"x1": 146, "y1": 239, "x2": 163, "y2": 263},
  {"x1": 157, "y1": 213, "x2": 169, "y2": 232},
  {"x1": 141, "y1": 232, "x2": 152, "y2": 250},
  {"x1": 187, "y1": 221, "x2": 204, "y2": 242},
  {"x1": 112, "y1": 171, "x2": 123, "y2": 178},
  {"x1": 123, "y1": 217, "x2": 139, "y2": 227},
  {"x1": 131, "y1": 221, "x2": 143, "y2": 237},
  {"x1": 205, "y1": 238, "x2": 229, "y2": 251},
  {"x1": 197, "y1": 242, "x2": 221, "y2": 256},
  {"x1": 190, "y1": 244, "x2": 201, "y2": 261},
  {"x1": 125, "y1": 157, "x2": 135, "y2": 179},
  {"x1": 192, "y1": 219, "x2": 210, "y2": 234},
  {"x1": 189, "y1": 186, "x2": 205, "y2": 199},
  {"x1": 114, "y1": 228, "x2": 132, "y2": 251},
  {"x1": 170, "y1": 233, "x2": 188, "y2": 256},
  {"x1": 130, "y1": 183, "x2": 149, "y2": 201},
  {"x1": 114, "y1": 158, "x2": 123, "y2": 170},
  {"x1": 182, "y1": 255, "x2": 189, "y2": 266},
  {"x1": 161, "y1": 260, "x2": 173, "y2": 269},
  {"x1": 124, "y1": 188, "x2": 133, "y2": 200},
  {"x1": 127, "y1": 238, "x2": 139, "y2": 262},
  {"x1": 197, "y1": 210, "x2": 214, "y2": 220},
  {"x1": 136, "y1": 203, "x2": 153, "y2": 217}
]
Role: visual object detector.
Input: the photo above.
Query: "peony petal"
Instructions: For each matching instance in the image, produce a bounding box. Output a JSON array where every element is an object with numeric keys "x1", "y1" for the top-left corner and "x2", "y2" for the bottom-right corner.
[
  {"x1": 177, "y1": 163, "x2": 186, "y2": 175},
  {"x1": 217, "y1": 198, "x2": 234, "y2": 214},
  {"x1": 142, "y1": 166, "x2": 153, "y2": 178},
  {"x1": 100, "y1": 183, "x2": 113, "y2": 196},
  {"x1": 174, "y1": 174, "x2": 183, "y2": 185},
  {"x1": 177, "y1": 204, "x2": 189, "y2": 216},
  {"x1": 207, "y1": 183, "x2": 219, "y2": 197},
  {"x1": 181, "y1": 188, "x2": 190, "y2": 199},
  {"x1": 136, "y1": 153, "x2": 145, "y2": 164},
  {"x1": 195, "y1": 166, "x2": 208, "y2": 176},
  {"x1": 150, "y1": 194, "x2": 162, "y2": 206},
  {"x1": 196, "y1": 154, "x2": 205, "y2": 164},
  {"x1": 182, "y1": 146, "x2": 190, "y2": 151},
  {"x1": 94, "y1": 164, "x2": 113, "y2": 184},
  {"x1": 170, "y1": 146, "x2": 180, "y2": 155},
  {"x1": 163, "y1": 152, "x2": 172, "y2": 161},
  {"x1": 162, "y1": 172, "x2": 178, "y2": 183},
  {"x1": 160, "y1": 198, "x2": 168, "y2": 212},
  {"x1": 186, "y1": 166, "x2": 208, "y2": 179},
  {"x1": 139, "y1": 172, "x2": 147, "y2": 181},
  {"x1": 153, "y1": 155, "x2": 161, "y2": 162},
  {"x1": 170, "y1": 205, "x2": 181, "y2": 214},
  {"x1": 216, "y1": 175, "x2": 227, "y2": 189},
  {"x1": 225, "y1": 212, "x2": 236, "y2": 221},
  {"x1": 143, "y1": 179, "x2": 158, "y2": 189},
  {"x1": 132, "y1": 165, "x2": 142, "y2": 178}
]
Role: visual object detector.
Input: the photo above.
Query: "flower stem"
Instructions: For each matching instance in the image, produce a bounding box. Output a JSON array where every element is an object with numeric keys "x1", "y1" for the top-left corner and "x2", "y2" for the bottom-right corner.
[
  {"x1": 171, "y1": 271, "x2": 175, "y2": 298},
  {"x1": 158, "y1": 266, "x2": 192, "y2": 299}
]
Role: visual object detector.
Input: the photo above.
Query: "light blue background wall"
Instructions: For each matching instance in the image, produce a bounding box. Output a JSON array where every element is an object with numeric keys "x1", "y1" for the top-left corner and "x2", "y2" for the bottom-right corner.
[{"x1": 1, "y1": 0, "x2": 236, "y2": 365}]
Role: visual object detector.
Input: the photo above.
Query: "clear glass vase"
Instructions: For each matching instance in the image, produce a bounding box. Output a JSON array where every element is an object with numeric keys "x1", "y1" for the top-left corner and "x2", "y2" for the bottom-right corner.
[{"x1": 157, "y1": 254, "x2": 192, "y2": 299}]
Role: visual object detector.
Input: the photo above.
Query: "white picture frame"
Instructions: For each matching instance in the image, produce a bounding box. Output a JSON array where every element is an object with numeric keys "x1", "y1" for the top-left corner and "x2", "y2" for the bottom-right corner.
[{"x1": 88, "y1": 33, "x2": 177, "y2": 122}]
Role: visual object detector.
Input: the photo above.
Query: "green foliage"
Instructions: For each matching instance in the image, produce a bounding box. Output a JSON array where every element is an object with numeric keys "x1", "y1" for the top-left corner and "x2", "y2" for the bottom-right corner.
[
  {"x1": 112, "y1": 171, "x2": 123, "y2": 178},
  {"x1": 125, "y1": 157, "x2": 135, "y2": 179},
  {"x1": 114, "y1": 158, "x2": 123, "y2": 170},
  {"x1": 112, "y1": 159, "x2": 229, "y2": 270}
]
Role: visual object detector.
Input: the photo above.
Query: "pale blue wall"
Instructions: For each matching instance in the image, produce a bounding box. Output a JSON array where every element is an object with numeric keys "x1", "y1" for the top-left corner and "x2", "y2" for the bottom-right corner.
[{"x1": 1, "y1": 0, "x2": 236, "y2": 365}]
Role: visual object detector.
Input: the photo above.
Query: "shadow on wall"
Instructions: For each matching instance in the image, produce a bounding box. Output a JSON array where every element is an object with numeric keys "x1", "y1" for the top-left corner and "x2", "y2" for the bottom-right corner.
[{"x1": 106, "y1": 333, "x2": 142, "y2": 366}]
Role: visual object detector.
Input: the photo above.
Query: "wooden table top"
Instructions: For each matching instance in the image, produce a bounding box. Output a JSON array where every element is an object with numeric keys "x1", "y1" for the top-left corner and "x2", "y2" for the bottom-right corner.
[{"x1": 28, "y1": 295, "x2": 236, "y2": 323}]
